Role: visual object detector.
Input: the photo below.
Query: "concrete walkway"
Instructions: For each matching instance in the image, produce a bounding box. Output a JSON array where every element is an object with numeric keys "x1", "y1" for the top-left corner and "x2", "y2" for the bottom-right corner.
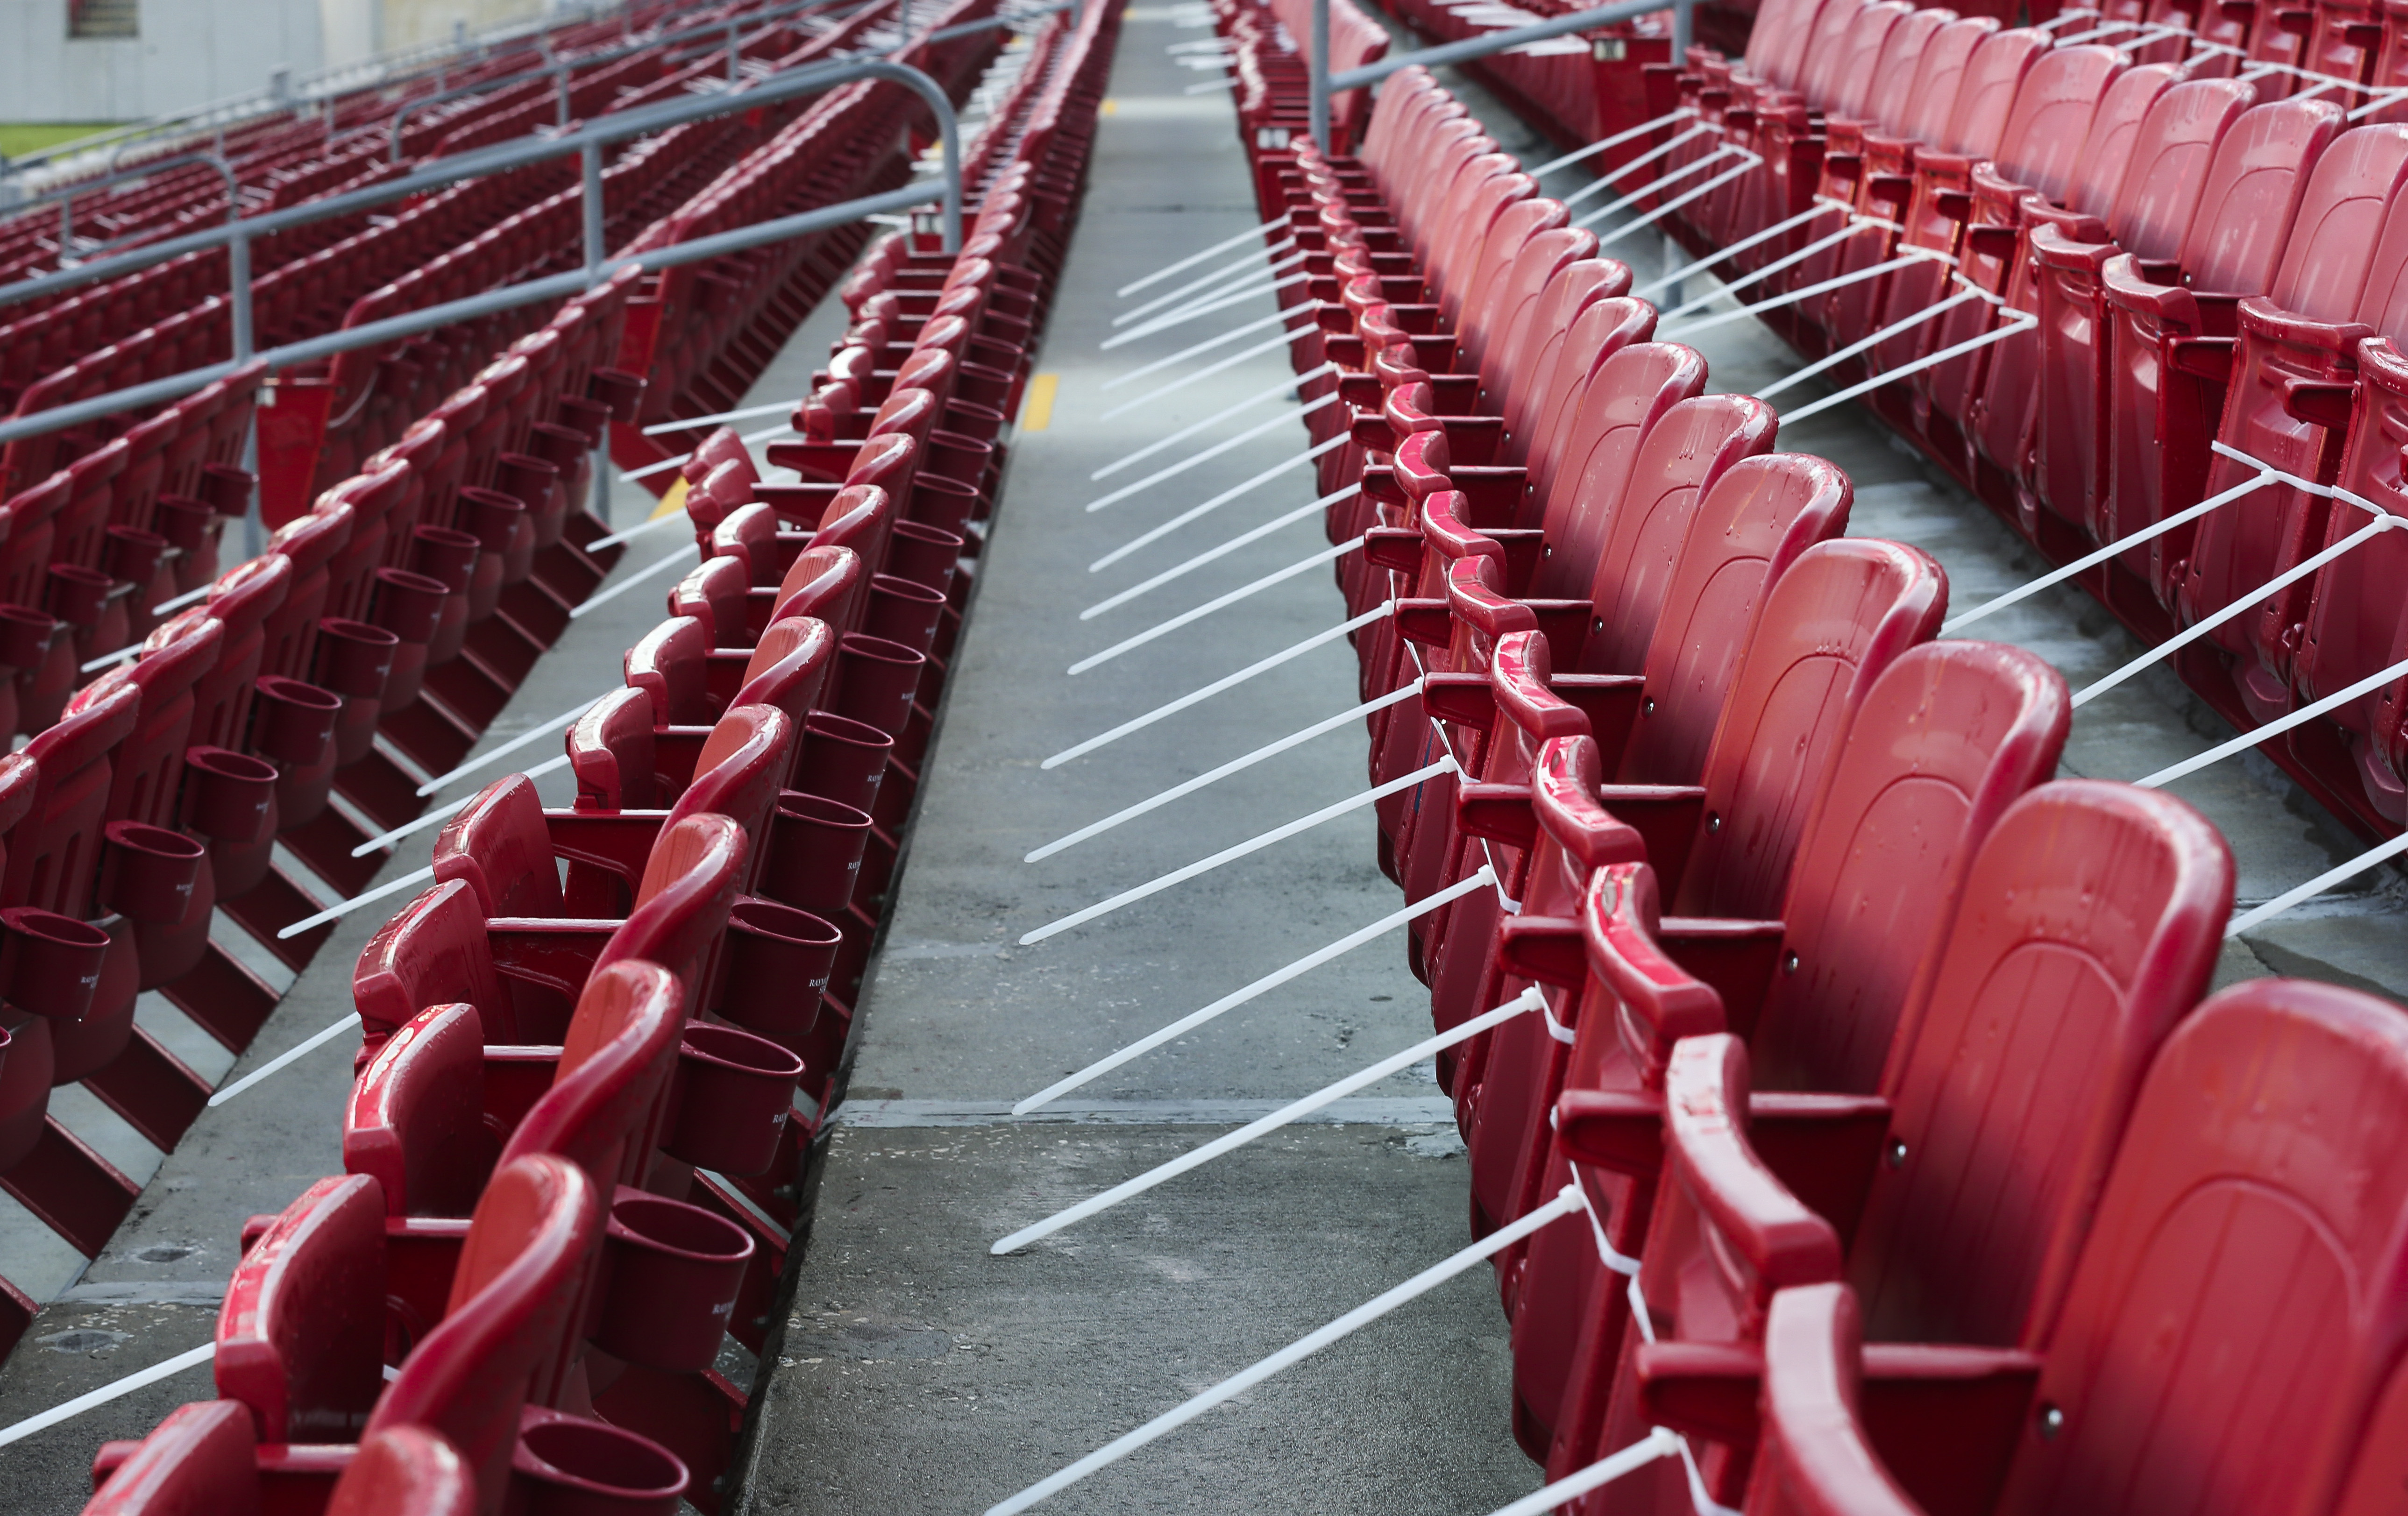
[{"x1": 735, "y1": 14, "x2": 1541, "y2": 1515}]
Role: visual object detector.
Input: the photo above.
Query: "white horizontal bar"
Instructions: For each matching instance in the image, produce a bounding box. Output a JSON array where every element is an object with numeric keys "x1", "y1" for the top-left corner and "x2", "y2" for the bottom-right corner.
[
  {"x1": 351, "y1": 752, "x2": 569, "y2": 855},
  {"x1": 1529, "y1": 106, "x2": 1693, "y2": 176},
  {"x1": 1089, "y1": 434, "x2": 1349, "y2": 573},
  {"x1": 1755, "y1": 288, "x2": 1979, "y2": 404},
  {"x1": 1116, "y1": 215, "x2": 1289, "y2": 297},
  {"x1": 2138, "y1": 652, "x2": 2408, "y2": 791},
  {"x1": 1041, "y1": 602, "x2": 1396, "y2": 769},
  {"x1": 1660, "y1": 251, "x2": 1918, "y2": 340},
  {"x1": 276, "y1": 864, "x2": 436, "y2": 939},
  {"x1": 1099, "y1": 321, "x2": 1320, "y2": 419},
  {"x1": 1777, "y1": 309, "x2": 2031, "y2": 426},
  {"x1": 2073, "y1": 516, "x2": 2400, "y2": 707},
  {"x1": 569, "y1": 542, "x2": 697, "y2": 617},
  {"x1": 1069, "y1": 535, "x2": 1363, "y2": 674},
  {"x1": 586, "y1": 506, "x2": 689, "y2": 553},
  {"x1": 1099, "y1": 267, "x2": 1310, "y2": 351},
  {"x1": 0, "y1": 1342, "x2": 218, "y2": 1449},
  {"x1": 981, "y1": 1185, "x2": 1579, "y2": 1516},
  {"x1": 1014, "y1": 868, "x2": 1494, "y2": 1112},
  {"x1": 1941, "y1": 471, "x2": 2277, "y2": 633},
  {"x1": 1482, "y1": 1431, "x2": 1682, "y2": 1516},
  {"x1": 1634, "y1": 202, "x2": 1828, "y2": 298},
  {"x1": 1112, "y1": 239, "x2": 1297, "y2": 328},
  {"x1": 1017, "y1": 757, "x2": 1455, "y2": 945},
  {"x1": 1101, "y1": 309, "x2": 1303, "y2": 393},
  {"x1": 1026, "y1": 680, "x2": 1422, "y2": 861},
  {"x1": 2227, "y1": 830, "x2": 2408, "y2": 938},
  {"x1": 1092, "y1": 364, "x2": 1331, "y2": 481},
  {"x1": 1084, "y1": 393, "x2": 1335, "y2": 513},
  {"x1": 992, "y1": 987, "x2": 1541, "y2": 1251},
  {"x1": 640, "y1": 397, "x2": 798, "y2": 434},
  {"x1": 416, "y1": 694, "x2": 604, "y2": 793},
  {"x1": 1082, "y1": 483, "x2": 1357, "y2": 618},
  {"x1": 207, "y1": 1013, "x2": 362, "y2": 1105}
]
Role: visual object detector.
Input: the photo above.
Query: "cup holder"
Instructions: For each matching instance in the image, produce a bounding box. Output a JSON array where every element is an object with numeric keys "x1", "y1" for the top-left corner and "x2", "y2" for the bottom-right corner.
[
  {"x1": 510, "y1": 1406, "x2": 686, "y2": 1516},
  {"x1": 715, "y1": 897, "x2": 842, "y2": 1041},
  {"x1": 662, "y1": 1023, "x2": 805, "y2": 1176},
  {"x1": 0, "y1": 605, "x2": 57, "y2": 672},
  {"x1": 792, "y1": 711, "x2": 893, "y2": 813},
  {"x1": 762, "y1": 794, "x2": 872, "y2": 919},
  {"x1": 181, "y1": 746, "x2": 278, "y2": 842},
  {"x1": 98, "y1": 822, "x2": 206, "y2": 925},
  {"x1": 0, "y1": 909, "x2": 112, "y2": 1022},
  {"x1": 593, "y1": 1192, "x2": 755, "y2": 1373}
]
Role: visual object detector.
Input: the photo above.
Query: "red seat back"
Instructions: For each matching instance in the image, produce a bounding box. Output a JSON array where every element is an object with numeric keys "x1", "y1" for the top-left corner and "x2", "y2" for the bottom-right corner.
[
  {"x1": 1620, "y1": 455, "x2": 1856, "y2": 786},
  {"x1": 344, "y1": 1005, "x2": 494, "y2": 1218},
  {"x1": 1672, "y1": 538, "x2": 1947, "y2": 919},
  {"x1": 215, "y1": 1173, "x2": 389, "y2": 1442},
  {"x1": 500, "y1": 958, "x2": 684, "y2": 1194},
  {"x1": 366, "y1": 1154, "x2": 604, "y2": 1512}
]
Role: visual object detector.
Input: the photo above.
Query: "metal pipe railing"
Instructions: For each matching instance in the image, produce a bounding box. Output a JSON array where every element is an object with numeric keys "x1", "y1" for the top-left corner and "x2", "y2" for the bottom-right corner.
[
  {"x1": 0, "y1": 52, "x2": 964, "y2": 451},
  {"x1": 0, "y1": 53, "x2": 962, "y2": 317},
  {"x1": 0, "y1": 170, "x2": 948, "y2": 450},
  {"x1": 22, "y1": 152, "x2": 241, "y2": 269},
  {"x1": 1308, "y1": 0, "x2": 1691, "y2": 149}
]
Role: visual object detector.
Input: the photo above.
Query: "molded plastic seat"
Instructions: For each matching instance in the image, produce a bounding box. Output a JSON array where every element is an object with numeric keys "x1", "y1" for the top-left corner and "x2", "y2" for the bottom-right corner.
[{"x1": 1732, "y1": 976, "x2": 2408, "y2": 1516}]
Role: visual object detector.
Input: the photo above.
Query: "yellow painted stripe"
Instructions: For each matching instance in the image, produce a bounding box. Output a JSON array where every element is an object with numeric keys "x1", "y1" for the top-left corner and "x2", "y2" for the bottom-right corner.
[
  {"x1": 1021, "y1": 372, "x2": 1060, "y2": 432},
  {"x1": 648, "y1": 475, "x2": 690, "y2": 521},
  {"x1": 1101, "y1": 98, "x2": 1118, "y2": 114}
]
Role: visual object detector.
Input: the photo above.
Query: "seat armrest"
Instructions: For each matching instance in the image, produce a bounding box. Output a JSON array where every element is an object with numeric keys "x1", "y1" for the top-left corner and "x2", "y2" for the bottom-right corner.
[
  {"x1": 1594, "y1": 785, "x2": 1706, "y2": 897},
  {"x1": 1657, "y1": 916, "x2": 1785, "y2": 1040}
]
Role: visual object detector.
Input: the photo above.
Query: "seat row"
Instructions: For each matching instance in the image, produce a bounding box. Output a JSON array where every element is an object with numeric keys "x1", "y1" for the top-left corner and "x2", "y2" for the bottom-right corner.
[
  {"x1": 1464, "y1": 0, "x2": 2408, "y2": 843},
  {"x1": 0, "y1": 0, "x2": 1010, "y2": 1372},
  {"x1": 1194, "y1": 21, "x2": 2408, "y2": 1514},
  {"x1": 68, "y1": 7, "x2": 1117, "y2": 1513}
]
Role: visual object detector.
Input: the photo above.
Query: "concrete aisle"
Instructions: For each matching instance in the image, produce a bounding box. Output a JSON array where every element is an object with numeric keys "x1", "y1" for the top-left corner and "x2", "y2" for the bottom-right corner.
[{"x1": 736, "y1": 14, "x2": 1541, "y2": 1516}]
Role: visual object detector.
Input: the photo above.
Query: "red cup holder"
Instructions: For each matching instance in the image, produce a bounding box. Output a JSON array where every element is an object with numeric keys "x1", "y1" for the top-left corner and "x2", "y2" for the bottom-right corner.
[
  {"x1": 410, "y1": 526, "x2": 481, "y2": 595},
  {"x1": 43, "y1": 564, "x2": 111, "y2": 630},
  {"x1": 496, "y1": 452, "x2": 560, "y2": 509},
  {"x1": 456, "y1": 488, "x2": 527, "y2": 553},
  {"x1": 663, "y1": 1023, "x2": 806, "y2": 1176},
  {"x1": 886, "y1": 520, "x2": 964, "y2": 594},
  {"x1": 105, "y1": 525, "x2": 168, "y2": 588},
  {"x1": 0, "y1": 605, "x2": 56, "y2": 671},
  {"x1": 831, "y1": 633, "x2": 926, "y2": 738},
  {"x1": 763, "y1": 795, "x2": 872, "y2": 920},
  {"x1": 865, "y1": 574, "x2": 947, "y2": 659},
  {"x1": 928, "y1": 426, "x2": 992, "y2": 486},
  {"x1": 555, "y1": 396, "x2": 612, "y2": 447},
  {"x1": 313, "y1": 618, "x2": 399, "y2": 698},
  {"x1": 906, "y1": 473, "x2": 980, "y2": 538},
  {"x1": 589, "y1": 368, "x2": 648, "y2": 425},
  {"x1": 593, "y1": 1192, "x2": 756, "y2": 1373},
  {"x1": 250, "y1": 676, "x2": 343, "y2": 767},
  {"x1": 182, "y1": 745, "x2": 278, "y2": 842},
  {"x1": 98, "y1": 822, "x2": 206, "y2": 925},
  {"x1": 530, "y1": 421, "x2": 591, "y2": 472},
  {"x1": 197, "y1": 463, "x2": 254, "y2": 518},
  {"x1": 944, "y1": 397, "x2": 1008, "y2": 443},
  {"x1": 369, "y1": 568, "x2": 449, "y2": 644},
  {"x1": 793, "y1": 710, "x2": 894, "y2": 813},
  {"x1": 510, "y1": 1406, "x2": 686, "y2": 1516},
  {"x1": 0, "y1": 909, "x2": 111, "y2": 1022},
  {"x1": 715, "y1": 896, "x2": 842, "y2": 1040},
  {"x1": 153, "y1": 495, "x2": 211, "y2": 553}
]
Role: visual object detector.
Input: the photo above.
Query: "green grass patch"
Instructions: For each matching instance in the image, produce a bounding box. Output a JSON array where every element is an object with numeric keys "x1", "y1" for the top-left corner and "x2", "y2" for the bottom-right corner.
[{"x1": 0, "y1": 123, "x2": 127, "y2": 160}]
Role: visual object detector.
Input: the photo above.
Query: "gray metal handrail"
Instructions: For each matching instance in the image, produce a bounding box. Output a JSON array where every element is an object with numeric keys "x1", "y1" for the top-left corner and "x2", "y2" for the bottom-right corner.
[
  {"x1": 0, "y1": 57, "x2": 966, "y2": 449},
  {"x1": 21, "y1": 153, "x2": 240, "y2": 271},
  {"x1": 387, "y1": 0, "x2": 882, "y2": 157},
  {"x1": 0, "y1": 172, "x2": 949, "y2": 449},
  {"x1": 1307, "y1": 0, "x2": 1691, "y2": 149},
  {"x1": 0, "y1": 53, "x2": 962, "y2": 315}
]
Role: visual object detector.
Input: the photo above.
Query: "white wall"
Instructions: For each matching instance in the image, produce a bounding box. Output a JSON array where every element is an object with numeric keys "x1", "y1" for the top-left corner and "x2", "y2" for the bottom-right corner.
[
  {"x1": 0, "y1": 0, "x2": 331, "y2": 121},
  {"x1": 377, "y1": 0, "x2": 543, "y2": 51}
]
